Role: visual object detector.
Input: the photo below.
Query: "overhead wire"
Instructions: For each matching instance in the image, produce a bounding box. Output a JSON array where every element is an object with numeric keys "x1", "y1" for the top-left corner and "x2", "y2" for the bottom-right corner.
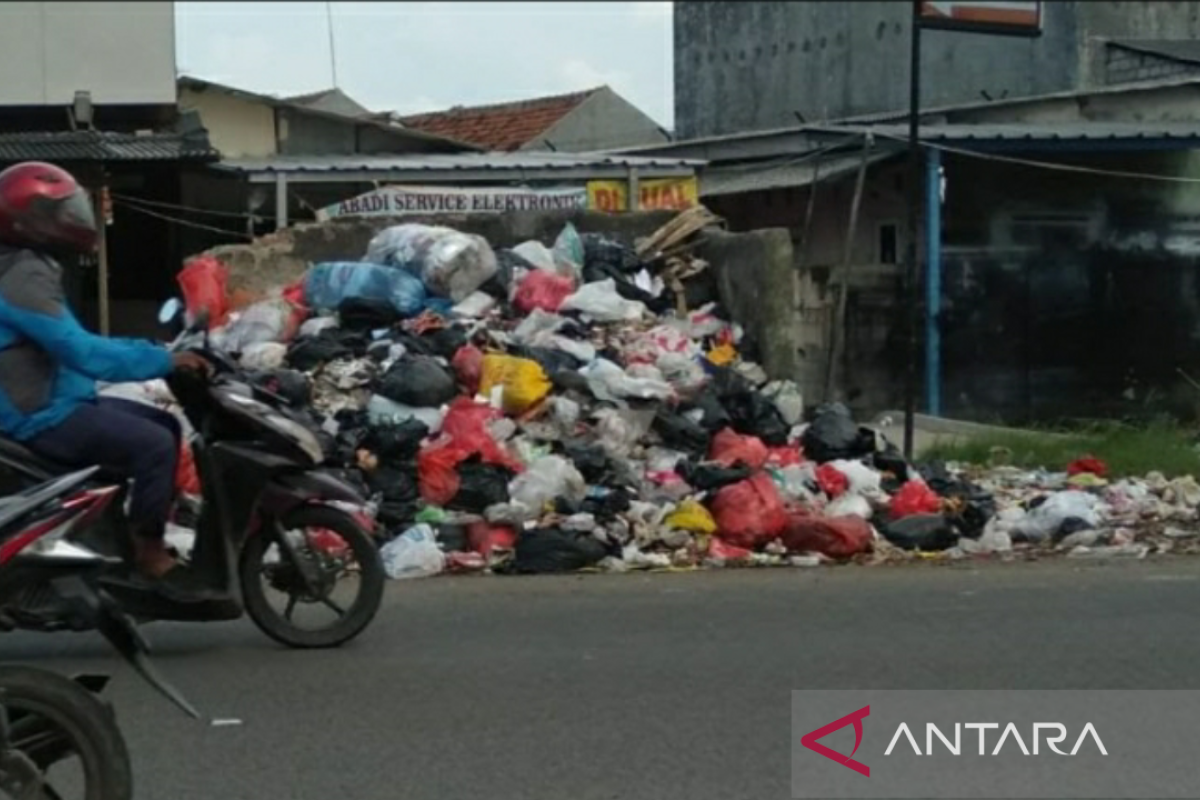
[{"x1": 112, "y1": 198, "x2": 253, "y2": 240}]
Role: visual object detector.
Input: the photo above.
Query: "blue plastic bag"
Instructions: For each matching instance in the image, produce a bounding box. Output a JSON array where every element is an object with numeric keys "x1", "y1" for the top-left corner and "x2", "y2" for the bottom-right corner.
[{"x1": 304, "y1": 262, "x2": 426, "y2": 317}]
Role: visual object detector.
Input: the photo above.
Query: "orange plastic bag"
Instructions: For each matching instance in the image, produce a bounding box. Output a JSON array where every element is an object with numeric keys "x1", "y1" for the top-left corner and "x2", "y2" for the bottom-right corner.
[
  {"x1": 417, "y1": 439, "x2": 470, "y2": 507},
  {"x1": 177, "y1": 256, "x2": 230, "y2": 328},
  {"x1": 710, "y1": 428, "x2": 769, "y2": 469},
  {"x1": 889, "y1": 480, "x2": 942, "y2": 520},
  {"x1": 175, "y1": 440, "x2": 200, "y2": 496},
  {"x1": 711, "y1": 472, "x2": 788, "y2": 550}
]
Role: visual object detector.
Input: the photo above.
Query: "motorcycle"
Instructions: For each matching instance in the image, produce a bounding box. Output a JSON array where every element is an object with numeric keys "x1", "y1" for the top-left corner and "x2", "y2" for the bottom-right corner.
[
  {"x1": 0, "y1": 298, "x2": 386, "y2": 649},
  {"x1": 0, "y1": 465, "x2": 201, "y2": 800}
]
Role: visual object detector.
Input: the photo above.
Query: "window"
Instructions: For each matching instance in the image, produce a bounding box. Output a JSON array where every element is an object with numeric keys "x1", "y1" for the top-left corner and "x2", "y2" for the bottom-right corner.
[{"x1": 879, "y1": 223, "x2": 898, "y2": 264}]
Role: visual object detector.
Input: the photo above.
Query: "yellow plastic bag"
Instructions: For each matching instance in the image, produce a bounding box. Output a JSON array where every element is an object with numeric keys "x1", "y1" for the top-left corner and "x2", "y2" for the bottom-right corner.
[
  {"x1": 706, "y1": 343, "x2": 737, "y2": 367},
  {"x1": 665, "y1": 499, "x2": 718, "y2": 534},
  {"x1": 479, "y1": 355, "x2": 552, "y2": 415}
]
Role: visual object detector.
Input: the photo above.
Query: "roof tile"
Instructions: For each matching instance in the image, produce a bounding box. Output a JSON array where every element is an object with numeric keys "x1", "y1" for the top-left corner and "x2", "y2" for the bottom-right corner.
[
  {"x1": 400, "y1": 88, "x2": 602, "y2": 151},
  {"x1": 0, "y1": 130, "x2": 219, "y2": 163}
]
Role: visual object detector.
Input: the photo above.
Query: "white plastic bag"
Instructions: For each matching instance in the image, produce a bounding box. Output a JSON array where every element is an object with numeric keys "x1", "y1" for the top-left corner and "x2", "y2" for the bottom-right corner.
[
  {"x1": 512, "y1": 241, "x2": 558, "y2": 273},
  {"x1": 381, "y1": 524, "x2": 446, "y2": 580},
  {"x1": 451, "y1": 291, "x2": 497, "y2": 319},
  {"x1": 581, "y1": 359, "x2": 673, "y2": 404},
  {"x1": 508, "y1": 455, "x2": 587, "y2": 512},
  {"x1": 240, "y1": 342, "x2": 287, "y2": 370},
  {"x1": 365, "y1": 223, "x2": 498, "y2": 302},
  {"x1": 561, "y1": 279, "x2": 647, "y2": 322},
  {"x1": 212, "y1": 297, "x2": 293, "y2": 352},
  {"x1": 1011, "y1": 490, "x2": 1102, "y2": 542},
  {"x1": 763, "y1": 380, "x2": 805, "y2": 426},
  {"x1": 299, "y1": 316, "x2": 339, "y2": 338}
]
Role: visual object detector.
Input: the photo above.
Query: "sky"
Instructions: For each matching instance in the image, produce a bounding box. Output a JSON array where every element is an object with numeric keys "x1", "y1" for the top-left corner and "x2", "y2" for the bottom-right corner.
[{"x1": 175, "y1": 1, "x2": 675, "y2": 128}]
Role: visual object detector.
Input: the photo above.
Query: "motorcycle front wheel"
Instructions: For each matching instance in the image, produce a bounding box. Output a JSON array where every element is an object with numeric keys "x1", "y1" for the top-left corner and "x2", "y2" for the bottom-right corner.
[
  {"x1": 239, "y1": 506, "x2": 385, "y2": 649},
  {"x1": 0, "y1": 665, "x2": 133, "y2": 800}
]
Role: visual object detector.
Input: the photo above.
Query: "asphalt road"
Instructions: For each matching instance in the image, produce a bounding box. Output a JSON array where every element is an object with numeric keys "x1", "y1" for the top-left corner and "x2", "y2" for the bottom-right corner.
[{"x1": 7, "y1": 559, "x2": 1200, "y2": 800}]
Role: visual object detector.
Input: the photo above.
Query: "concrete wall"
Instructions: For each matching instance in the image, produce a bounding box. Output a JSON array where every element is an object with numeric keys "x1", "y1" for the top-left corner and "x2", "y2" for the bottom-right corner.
[
  {"x1": 278, "y1": 108, "x2": 355, "y2": 156},
  {"x1": 179, "y1": 87, "x2": 276, "y2": 158},
  {"x1": 1103, "y1": 46, "x2": 1200, "y2": 87},
  {"x1": 673, "y1": 1, "x2": 1200, "y2": 139},
  {"x1": 0, "y1": 2, "x2": 175, "y2": 105},
  {"x1": 532, "y1": 87, "x2": 671, "y2": 152},
  {"x1": 193, "y1": 210, "x2": 801, "y2": 383}
]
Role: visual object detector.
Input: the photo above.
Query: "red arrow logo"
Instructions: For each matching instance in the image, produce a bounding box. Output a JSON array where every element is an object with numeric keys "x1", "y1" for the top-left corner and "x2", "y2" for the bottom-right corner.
[{"x1": 800, "y1": 705, "x2": 871, "y2": 777}]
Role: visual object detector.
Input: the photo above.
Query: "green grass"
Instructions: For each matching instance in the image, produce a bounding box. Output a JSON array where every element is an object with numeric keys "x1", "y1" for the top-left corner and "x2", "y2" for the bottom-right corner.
[{"x1": 919, "y1": 421, "x2": 1200, "y2": 478}]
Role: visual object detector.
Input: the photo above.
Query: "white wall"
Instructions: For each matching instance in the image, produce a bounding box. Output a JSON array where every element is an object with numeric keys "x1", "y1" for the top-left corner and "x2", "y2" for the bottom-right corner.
[
  {"x1": 0, "y1": 2, "x2": 175, "y2": 105},
  {"x1": 178, "y1": 87, "x2": 277, "y2": 158}
]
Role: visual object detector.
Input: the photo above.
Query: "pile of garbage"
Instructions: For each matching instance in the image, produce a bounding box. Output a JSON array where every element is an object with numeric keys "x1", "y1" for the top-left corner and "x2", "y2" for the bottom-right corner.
[{"x1": 131, "y1": 210, "x2": 1200, "y2": 580}]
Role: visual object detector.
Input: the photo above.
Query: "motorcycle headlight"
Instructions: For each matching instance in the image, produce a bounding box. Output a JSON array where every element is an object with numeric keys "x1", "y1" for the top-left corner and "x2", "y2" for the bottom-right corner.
[{"x1": 263, "y1": 412, "x2": 325, "y2": 465}]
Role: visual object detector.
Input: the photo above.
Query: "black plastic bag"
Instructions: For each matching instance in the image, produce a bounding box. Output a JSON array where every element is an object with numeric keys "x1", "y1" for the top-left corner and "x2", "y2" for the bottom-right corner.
[
  {"x1": 247, "y1": 369, "x2": 312, "y2": 408},
  {"x1": 363, "y1": 419, "x2": 429, "y2": 463},
  {"x1": 677, "y1": 459, "x2": 753, "y2": 492},
  {"x1": 447, "y1": 459, "x2": 513, "y2": 512},
  {"x1": 377, "y1": 355, "x2": 458, "y2": 408},
  {"x1": 480, "y1": 249, "x2": 528, "y2": 300},
  {"x1": 917, "y1": 461, "x2": 997, "y2": 539},
  {"x1": 879, "y1": 514, "x2": 960, "y2": 551},
  {"x1": 560, "y1": 441, "x2": 613, "y2": 484},
  {"x1": 507, "y1": 527, "x2": 608, "y2": 574},
  {"x1": 683, "y1": 388, "x2": 733, "y2": 433},
  {"x1": 723, "y1": 391, "x2": 790, "y2": 445},
  {"x1": 365, "y1": 465, "x2": 421, "y2": 529},
  {"x1": 338, "y1": 297, "x2": 401, "y2": 331},
  {"x1": 802, "y1": 403, "x2": 875, "y2": 463},
  {"x1": 582, "y1": 233, "x2": 643, "y2": 275},
  {"x1": 653, "y1": 409, "x2": 711, "y2": 456},
  {"x1": 436, "y1": 524, "x2": 469, "y2": 553},
  {"x1": 286, "y1": 334, "x2": 355, "y2": 372},
  {"x1": 420, "y1": 327, "x2": 468, "y2": 361},
  {"x1": 513, "y1": 345, "x2": 582, "y2": 377}
]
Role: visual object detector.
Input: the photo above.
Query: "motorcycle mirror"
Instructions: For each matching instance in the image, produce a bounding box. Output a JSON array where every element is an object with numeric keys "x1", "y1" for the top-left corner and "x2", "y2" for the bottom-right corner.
[{"x1": 158, "y1": 298, "x2": 183, "y2": 326}]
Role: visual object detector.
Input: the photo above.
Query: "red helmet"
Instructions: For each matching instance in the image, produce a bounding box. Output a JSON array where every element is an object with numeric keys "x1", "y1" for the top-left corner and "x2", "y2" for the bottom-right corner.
[{"x1": 0, "y1": 162, "x2": 97, "y2": 253}]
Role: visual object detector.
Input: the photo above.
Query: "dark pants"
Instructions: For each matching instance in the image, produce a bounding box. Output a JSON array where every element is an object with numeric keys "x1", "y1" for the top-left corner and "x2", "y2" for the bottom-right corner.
[{"x1": 26, "y1": 397, "x2": 181, "y2": 541}]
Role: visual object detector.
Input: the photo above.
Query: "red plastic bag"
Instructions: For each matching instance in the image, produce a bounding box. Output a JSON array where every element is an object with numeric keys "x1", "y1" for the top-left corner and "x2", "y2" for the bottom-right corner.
[
  {"x1": 440, "y1": 398, "x2": 523, "y2": 472},
  {"x1": 417, "y1": 438, "x2": 470, "y2": 506},
  {"x1": 452, "y1": 345, "x2": 484, "y2": 395},
  {"x1": 708, "y1": 536, "x2": 752, "y2": 563},
  {"x1": 513, "y1": 271, "x2": 575, "y2": 314},
  {"x1": 816, "y1": 463, "x2": 849, "y2": 498},
  {"x1": 889, "y1": 480, "x2": 942, "y2": 520},
  {"x1": 467, "y1": 522, "x2": 517, "y2": 557},
  {"x1": 766, "y1": 445, "x2": 803, "y2": 468},
  {"x1": 175, "y1": 440, "x2": 200, "y2": 496},
  {"x1": 710, "y1": 428, "x2": 769, "y2": 469},
  {"x1": 711, "y1": 472, "x2": 788, "y2": 550},
  {"x1": 177, "y1": 256, "x2": 230, "y2": 328},
  {"x1": 781, "y1": 509, "x2": 873, "y2": 559},
  {"x1": 1067, "y1": 455, "x2": 1109, "y2": 478}
]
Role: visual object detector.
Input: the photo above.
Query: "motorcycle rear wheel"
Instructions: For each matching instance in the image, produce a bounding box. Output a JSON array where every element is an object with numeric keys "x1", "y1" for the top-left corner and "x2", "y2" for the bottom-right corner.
[
  {"x1": 239, "y1": 506, "x2": 385, "y2": 649},
  {"x1": 0, "y1": 665, "x2": 133, "y2": 800}
]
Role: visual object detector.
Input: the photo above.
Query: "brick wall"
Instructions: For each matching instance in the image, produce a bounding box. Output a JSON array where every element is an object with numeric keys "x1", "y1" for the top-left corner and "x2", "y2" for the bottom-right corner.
[{"x1": 1104, "y1": 46, "x2": 1200, "y2": 86}]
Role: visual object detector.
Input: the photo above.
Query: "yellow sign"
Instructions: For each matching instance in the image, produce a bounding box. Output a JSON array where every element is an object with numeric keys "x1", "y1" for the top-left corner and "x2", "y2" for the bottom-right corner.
[{"x1": 587, "y1": 177, "x2": 699, "y2": 212}]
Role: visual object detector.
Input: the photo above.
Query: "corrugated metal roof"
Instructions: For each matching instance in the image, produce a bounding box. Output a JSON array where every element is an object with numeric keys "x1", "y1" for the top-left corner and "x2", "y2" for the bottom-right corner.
[
  {"x1": 701, "y1": 150, "x2": 895, "y2": 197},
  {"x1": 0, "y1": 130, "x2": 220, "y2": 163},
  {"x1": 817, "y1": 122, "x2": 1200, "y2": 144},
  {"x1": 214, "y1": 152, "x2": 704, "y2": 183}
]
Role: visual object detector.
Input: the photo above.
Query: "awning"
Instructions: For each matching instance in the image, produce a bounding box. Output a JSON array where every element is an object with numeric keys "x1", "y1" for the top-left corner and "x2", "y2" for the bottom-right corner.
[
  {"x1": 0, "y1": 129, "x2": 219, "y2": 163},
  {"x1": 700, "y1": 150, "x2": 896, "y2": 197}
]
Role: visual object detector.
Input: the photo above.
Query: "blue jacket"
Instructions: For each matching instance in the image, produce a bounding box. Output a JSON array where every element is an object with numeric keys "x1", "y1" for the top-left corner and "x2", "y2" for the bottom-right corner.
[{"x1": 0, "y1": 245, "x2": 174, "y2": 441}]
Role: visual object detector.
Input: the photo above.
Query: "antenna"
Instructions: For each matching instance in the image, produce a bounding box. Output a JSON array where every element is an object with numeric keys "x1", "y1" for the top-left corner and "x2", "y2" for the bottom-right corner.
[{"x1": 326, "y1": 1, "x2": 339, "y2": 89}]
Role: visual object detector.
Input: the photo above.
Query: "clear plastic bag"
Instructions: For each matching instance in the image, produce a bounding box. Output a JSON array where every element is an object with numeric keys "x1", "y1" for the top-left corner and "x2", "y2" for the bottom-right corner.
[
  {"x1": 381, "y1": 524, "x2": 446, "y2": 580},
  {"x1": 561, "y1": 279, "x2": 647, "y2": 322},
  {"x1": 212, "y1": 297, "x2": 295, "y2": 352},
  {"x1": 366, "y1": 224, "x2": 498, "y2": 302},
  {"x1": 508, "y1": 455, "x2": 587, "y2": 513}
]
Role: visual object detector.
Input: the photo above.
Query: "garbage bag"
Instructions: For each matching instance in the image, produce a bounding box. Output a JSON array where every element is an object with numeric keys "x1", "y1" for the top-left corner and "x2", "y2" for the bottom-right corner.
[
  {"x1": 286, "y1": 331, "x2": 358, "y2": 371},
  {"x1": 338, "y1": 297, "x2": 401, "y2": 331},
  {"x1": 677, "y1": 459, "x2": 753, "y2": 492},
  {"x1": 509, "y1": 455, "x2": 586, "y2": 513},
  {"x1": 213, "y1": 296, "x2": 296, "y2": 352},
  {"x1": 298, "y1": 316, "x2": 339, "y2": 339},
  {"x1": 709, "y1": 428, "x2": 769, "y2": 469},
  {"x1": 762, "y1": 380, "x2": 805, "y2": 427},
  {"x1": 684, "y1": 387, "x2": 733, "y2": 432},
  {"x1": 581, "y1": 359, "x2": 673, "y2": 403},
  {"x1": 246, "y1": 369, "x2": 313, "y2": 407},
  {"x1": 177, "y1": 255, "x2": 230, "y2": 328},
  {"x1": 364, "y1": 224, "x2": 499, "y2": 302},
  {"x1": 468, "y1": 522, "x2": 518, "y2": 556},
  {"x1": 711, "y1": 472, "x2": 788, "y2": 550},
  {"x1": 801, "y1": 403, "x2": 876, "y2": 463},
  {"x1": 418, "y1": 327, "x2": 468, "y2": 361},
  {"x1": 304, "y1": 261, "x2": 427, "y2": 317},
  {"x1": 560, "y1": 279, "x2": 647, "y2": 322},
  {"x1": 479, "y1": 354, "x2": 553, "y2": 415},
  {"x1": 452, "y1": 345, "x2": 484, "y2": 395},
  {"x1": 1010, "y1": 490, "x2": 1101, "y2": 543},
  {"x1": 381, "y1": 524, "x2": 446, "y2": 579},
  {"x1": 879, "y1": 514, "x2": 960, "y2": 551},
  {"x1": 417, "y1": 439, "x2": 471, "y2": 507},
  {"x1": 513, "y1": 270, "x2": 575, "y2": 314},
  {"x1": 890, "y1": 480, "x2": 943, "y2": 520},
  {"x1": 559, "y1": 441, "x2": 616, "y2": 485},
  {"x1": 653, "y1": 409, "x2": 711, "y2": 457},
  {"x1": 665, "y1": 499, "x2": 717, "y2": 534},
  {"x1": 439, "y1": 398, "x2": 522, "y2": 471},
  {"x1": 509, "y1": 527, "x2": 608, "y2": 574},
  {"x1": 479, "y1": 249, "x2": 527, "y2": 299},
  {"x1": 711, "y1": 370, "x2": 790, "y2": 445},
  {"x1": 240, "y1": 342, "x2": 288, "y2": 371},
  {"x1": 378, "y1": 356, "x2": 458, "y2": 408},
  {"x1": 362, "y1": 418, "x2": 428, "y2": 462},
  {"x1": 582, "y1": 233, "x2": 643, "y2": 275},
  {"x1": 781, "y1": 510, "x2": 873, "y2": 558},
  {"x1": 816, "y1": 463, "x2": 849, "y2": 498},
  {"x1": 511, "y1": 345, "x2": 583, "y2": 378},
  {"x1": 447, "y1": 458, "x2": 514, "y2": 512},
  {"x1": 367, "y1": 395, "x2": 445, "y2": 432}
]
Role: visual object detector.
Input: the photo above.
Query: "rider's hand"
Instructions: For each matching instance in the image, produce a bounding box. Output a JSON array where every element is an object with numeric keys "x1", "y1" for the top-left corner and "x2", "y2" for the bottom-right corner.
[{"x1": 171, "y1": 351, "x2": 212, "y2": 376}]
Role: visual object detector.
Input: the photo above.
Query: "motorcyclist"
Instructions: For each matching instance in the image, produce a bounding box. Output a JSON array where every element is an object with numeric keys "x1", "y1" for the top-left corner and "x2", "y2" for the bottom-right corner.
[{"x1": 0, "y1": 161, "x2": 213, "y2": 603}]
